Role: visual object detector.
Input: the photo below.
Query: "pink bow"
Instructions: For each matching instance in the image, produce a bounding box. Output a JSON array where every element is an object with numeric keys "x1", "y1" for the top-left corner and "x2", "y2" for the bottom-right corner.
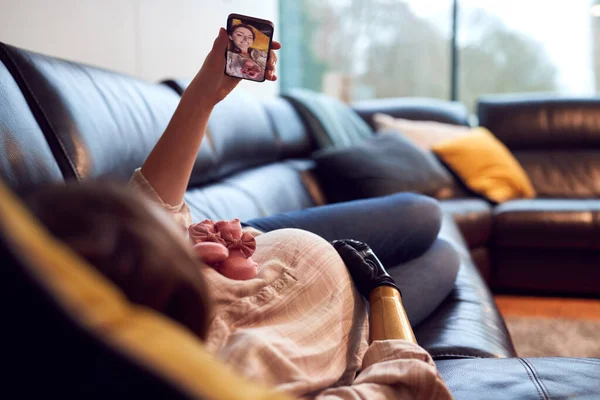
[
  {"x1": 188, "y1": 220, "x2": 226, "y2": 246},
  {"x1": 221, "y1": 231, "x2": 257, "y2": 258}
]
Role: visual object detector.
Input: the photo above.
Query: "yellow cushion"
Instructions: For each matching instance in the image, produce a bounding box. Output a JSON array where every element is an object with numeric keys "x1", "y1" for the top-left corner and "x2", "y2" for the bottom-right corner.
[
  {"x1": 0, "y1": 181, "x2": 292, "y2": 400},
  {"x1": 432, "y1": 127, "x2": 536, "y2": 203}
]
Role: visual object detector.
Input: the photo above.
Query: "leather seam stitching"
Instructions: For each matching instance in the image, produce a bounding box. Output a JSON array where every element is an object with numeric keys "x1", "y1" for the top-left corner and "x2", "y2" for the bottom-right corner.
[
  {"x1": 517, "y1": 357, "x2": 547, "y2": 400},
  {"x1": 521, "y1": 358, "x2": 551, "y2": 399},
  {"x1": 431, "y1": 353, "x2": 483, "y2": 359},
  {"x1": 0, "y1": 46, "x2": 81, "y2": 180}
]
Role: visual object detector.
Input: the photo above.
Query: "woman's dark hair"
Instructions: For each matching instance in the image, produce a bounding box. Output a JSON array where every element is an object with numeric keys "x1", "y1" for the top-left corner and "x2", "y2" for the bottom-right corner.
[
  {"x1": 25, "y1": 182, "x2": 212, "y2": 341},
  {"x1": 228, "y1": 23, "x2": 256, "y2": 54}
]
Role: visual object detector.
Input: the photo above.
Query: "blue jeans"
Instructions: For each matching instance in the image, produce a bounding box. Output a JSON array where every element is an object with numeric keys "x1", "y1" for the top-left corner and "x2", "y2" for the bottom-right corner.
[{"x1": 244, "y1": 193, "x2": 460, "y2": 326}]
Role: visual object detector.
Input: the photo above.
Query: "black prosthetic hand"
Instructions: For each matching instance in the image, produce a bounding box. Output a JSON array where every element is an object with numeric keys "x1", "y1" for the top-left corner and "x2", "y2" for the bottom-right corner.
[{"x1": 331, "y1": 239, "x2": 400, "y2": 299}]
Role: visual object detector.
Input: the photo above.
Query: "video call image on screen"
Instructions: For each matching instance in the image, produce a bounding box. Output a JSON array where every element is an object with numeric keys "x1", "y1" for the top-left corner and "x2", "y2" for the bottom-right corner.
[{"x1": 226, "y1": 18, "x2": 273, "y2": 82}]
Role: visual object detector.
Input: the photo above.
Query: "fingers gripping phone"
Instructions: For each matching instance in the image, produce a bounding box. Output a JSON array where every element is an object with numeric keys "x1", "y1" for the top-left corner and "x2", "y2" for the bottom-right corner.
[{"x1": 225, "y1": 13, "x2": 274, "y2": 82}]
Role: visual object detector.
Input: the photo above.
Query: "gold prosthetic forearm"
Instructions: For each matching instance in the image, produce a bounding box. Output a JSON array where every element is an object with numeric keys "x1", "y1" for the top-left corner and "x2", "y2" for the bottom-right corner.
[{"x1": 368, "y1": 286, "x2": 417, "y2": 344}]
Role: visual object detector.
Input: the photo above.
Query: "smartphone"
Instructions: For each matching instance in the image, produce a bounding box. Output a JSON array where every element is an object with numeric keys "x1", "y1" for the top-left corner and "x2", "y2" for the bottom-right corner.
[{"x1": 225, "y1": 13, "x2": 274, "y2": 82}]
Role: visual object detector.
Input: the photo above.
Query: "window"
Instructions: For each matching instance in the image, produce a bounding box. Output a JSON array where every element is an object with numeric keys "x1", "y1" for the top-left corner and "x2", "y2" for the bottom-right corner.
[
  {"x1": 279, "y1": 0, "x2": 452, "y2": 101},
  {"x1": 458, "y1": 0, "x2": 596, "y2": 111},
  {"x1": 280, "y1": 0, "x2": 597, "y2": 110}
]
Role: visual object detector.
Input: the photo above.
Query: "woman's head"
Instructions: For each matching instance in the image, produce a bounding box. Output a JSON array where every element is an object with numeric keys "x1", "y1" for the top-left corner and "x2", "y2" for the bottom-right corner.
[
  {"x1": 229, "y1": 24, "x2": 255, "y2": 53},
  {"x1": 25, "y1": 182, "x2": 211, "y2": 340}
]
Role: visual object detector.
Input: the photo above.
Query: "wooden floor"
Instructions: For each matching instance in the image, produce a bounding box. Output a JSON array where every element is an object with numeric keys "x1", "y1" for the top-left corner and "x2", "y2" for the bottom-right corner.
[{"x1": 495, "y1": 295, "x2": 600, "y2": 320}]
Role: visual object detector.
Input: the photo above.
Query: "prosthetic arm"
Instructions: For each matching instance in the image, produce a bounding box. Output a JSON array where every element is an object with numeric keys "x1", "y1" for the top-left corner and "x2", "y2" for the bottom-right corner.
[
  {"x1": 332, "y1": 240, "x2": 417, "y2": 344},
  {"x1": 369, "y1": 286, "x2": 416, "y2": 343}
]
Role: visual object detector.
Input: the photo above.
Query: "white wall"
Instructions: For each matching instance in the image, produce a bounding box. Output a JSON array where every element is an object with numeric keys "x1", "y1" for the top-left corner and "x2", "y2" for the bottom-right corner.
[{"x1": 0, "y1": 0, "x2": 279, "y2": 97}]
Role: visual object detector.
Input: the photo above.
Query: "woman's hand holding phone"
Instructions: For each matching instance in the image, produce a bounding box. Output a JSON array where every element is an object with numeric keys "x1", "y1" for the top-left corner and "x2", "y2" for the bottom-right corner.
[
  {"x1": 225, "y1": 14, "x2": 277, "y2": 82},
  {"x1": 140, "y1": 21, "x2": 279, "y2": 212},
  {"x1": 186, "y1": 26, "x2": 280, "y2": 110}
]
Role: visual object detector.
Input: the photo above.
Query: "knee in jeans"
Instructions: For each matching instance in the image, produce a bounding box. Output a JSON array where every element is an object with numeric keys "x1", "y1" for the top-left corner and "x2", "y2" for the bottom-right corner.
[
  {"x1": 428, "y1": 238, "x2": 461, "y2": 282},
  {"x1": 389, "y1": 193, "x2": 442, "y2": 240}
]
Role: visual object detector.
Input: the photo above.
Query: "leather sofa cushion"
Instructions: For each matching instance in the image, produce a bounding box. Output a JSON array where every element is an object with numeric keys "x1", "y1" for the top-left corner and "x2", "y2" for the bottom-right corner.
[
  {"x1": 414, "y1": 213, "x2": 517, "y2": 359},
  {"x1": 163, "y1": 81, "x2": 315, "y2": 162},
  {"x1": 263, "y1": 97, "x2": 315, "y2": 159},
  {"x1": 440, "y1": 198, "x2": 493, "y2": 248},
  {"x1": 353, "y1": 97, "x2": 471, "y2": 131},
  {"x1": 1, "y1": 43, "x2": 185, "y2": 182},
  {"x1": 2, "y1": 45, "x2": 284, "y2": 186},
  {"x1": 437, "y1": 357, "x2": 600, "y2": 400},
  {"x1": 0, "y1": 56, "x2": 63, "y2": 190},
  {"x1": 185, "y1": 183, "x2": 263, "y2": 224},
  {"x1": 223, "y1": 160, "x2": 316, "y2": 216},
  {"x1": 494, "y1": 199, "x2": 600, "y2": 249},
  {"x1": 185, "y1": 161, "x2": 316, "y2": 222},
  {"x1": 204, "y1": 90, "x2": 279, "y2": 182}
]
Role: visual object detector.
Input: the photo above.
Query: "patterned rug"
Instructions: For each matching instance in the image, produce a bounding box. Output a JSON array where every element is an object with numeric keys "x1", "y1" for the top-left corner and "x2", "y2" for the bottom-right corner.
[{"x1": 504, "y1": 316, "x2": 600, "y2": 358}]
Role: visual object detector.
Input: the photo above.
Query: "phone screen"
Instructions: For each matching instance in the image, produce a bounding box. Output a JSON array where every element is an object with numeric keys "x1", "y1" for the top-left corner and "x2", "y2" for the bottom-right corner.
[{"x1": 225, "y1": 15, "x2": 274, "y2": 82}]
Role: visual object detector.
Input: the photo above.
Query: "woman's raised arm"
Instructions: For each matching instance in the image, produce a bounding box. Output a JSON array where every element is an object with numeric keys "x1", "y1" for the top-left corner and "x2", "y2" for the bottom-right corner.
[{"x1": 140, "y1": 28, "x2": 280, "y2": 206}]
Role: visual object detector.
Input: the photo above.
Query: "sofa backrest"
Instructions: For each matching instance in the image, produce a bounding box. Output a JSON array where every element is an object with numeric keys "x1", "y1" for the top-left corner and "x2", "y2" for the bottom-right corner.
[
  {"x1": 161, "y1": 79, "x2": 316, "y2": 163},
  {"x1": 0, "y1": 42, "x2": 185, "y2": 182},
  {"x1": 197, "y1": 92, "x2": 315, "y2": 185},
  {"x1": 353, "y1": 97, "x2": 471, "y2": 130},
  {"x1": 478, "y1": 95, "x2": 600, "y2": 198},
  {"x1": 0, "y1": 43, "x2": 319, "y2": 223},
  {"x1": 2, "y1": 40, "x2": 477, "y2": 223},
  {"x1": 0, "y1": 51, "x2": 64, "y2": 191},
  {"x1": 262, "y1": 96, "x2": 315, "y2": 159}
]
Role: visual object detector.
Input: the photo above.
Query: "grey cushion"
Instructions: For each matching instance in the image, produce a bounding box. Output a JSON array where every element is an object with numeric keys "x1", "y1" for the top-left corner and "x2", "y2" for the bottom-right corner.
[{"x1": 312, "y1": 133, "x2": 453, "y2": 203}]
